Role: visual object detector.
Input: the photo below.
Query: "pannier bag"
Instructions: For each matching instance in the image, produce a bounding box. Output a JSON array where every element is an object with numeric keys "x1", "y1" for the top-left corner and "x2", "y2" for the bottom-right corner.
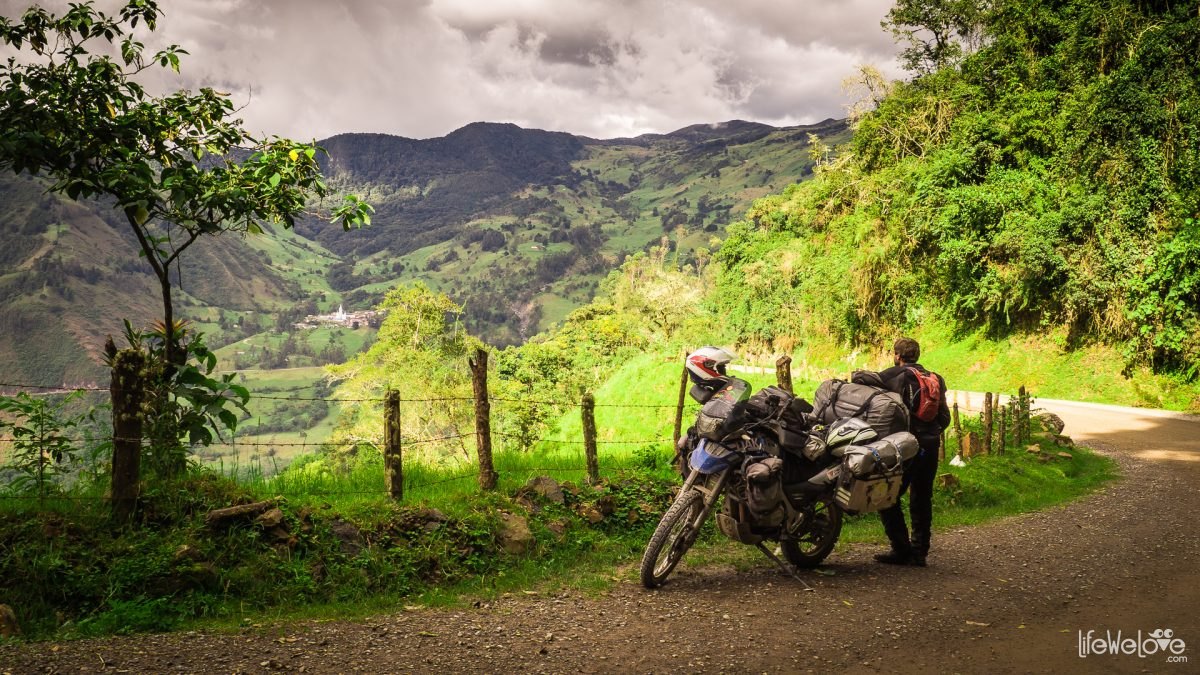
[
  {"x1": 832, "y1": 431, "x2": 918, "y2": 515},
  {"x1": 743, "y1": 457, "x2": 785, "y2": 526},
  {"x1": 834, "y1": 472, "x2": 904, "y2": 515},
  {"x1": 812, "y1": 379, "x2": 909, "y2": 438},
  {"x1": 841, "y1": 432, "x2": 920, "y2": 478}
]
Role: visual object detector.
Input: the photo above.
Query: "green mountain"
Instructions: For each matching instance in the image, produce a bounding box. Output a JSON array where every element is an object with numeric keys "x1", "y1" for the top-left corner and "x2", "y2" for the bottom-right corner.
[
  {"x1": 0, "y1": 172, "x2": 326, "y2": 386},
  {"x1": 0, "y1": 119, "x2": 847, "y2": 386},
  {"x1": 301, "y1": 118, "x2": 847, "y2": 344}
]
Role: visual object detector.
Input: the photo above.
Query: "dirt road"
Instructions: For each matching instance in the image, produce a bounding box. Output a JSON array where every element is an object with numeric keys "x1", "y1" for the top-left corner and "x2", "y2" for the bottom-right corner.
[{"x1": 3, "y1": 400, "x2": 1198, "y2": 674}]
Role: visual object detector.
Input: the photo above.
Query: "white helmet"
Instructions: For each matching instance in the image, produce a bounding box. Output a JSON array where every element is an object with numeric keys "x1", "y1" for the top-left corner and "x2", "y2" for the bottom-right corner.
[{"x1": 686, "y1": 346, "x2": 736, "y2": 385}]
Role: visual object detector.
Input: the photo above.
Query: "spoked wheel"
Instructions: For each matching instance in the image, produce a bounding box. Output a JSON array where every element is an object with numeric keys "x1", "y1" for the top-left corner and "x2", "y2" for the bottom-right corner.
[
  {"x1": 781, "y1": 498, "x2": 843, "y2": 568},
  {"x1": 640, "y1": 489, "x2": 704, "y2": 588}
]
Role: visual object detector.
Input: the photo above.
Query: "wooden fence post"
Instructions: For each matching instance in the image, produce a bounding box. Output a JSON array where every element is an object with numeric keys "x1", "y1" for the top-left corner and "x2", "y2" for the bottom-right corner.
[
  {"x1": 998, "y1": 398, "x2": 1007, "y2": 455},
  {"x1": 951, "y1": 401, "x2": 962, "y2": 456},
  {"x1": 983, "y1": 392, "x2": 993, "y2": 455},
  {"x1": 775, "y1": 355, "x2": 793, "y2": 394},
  {"x1": 673, "y1": 360, "x2": 688, "y2": 446},
  {"x1": 469, "y1": 348, "x2": 497, "y2": 491},
  {"x1": 582, "y1": 393, "x2": 599, "y2": 485},
  {"x1": 1018, "y1": 385, "x2": 1028, "y2": 444},
  {"x1": 110, "y1": 348, "x2": 146, "y2": 523},
  {"x1": 967, "y1": 431, "x2": 981, "y2": 458},
  {"x1": 384, "y1": 389, "x2": 403, "y2": 501}
]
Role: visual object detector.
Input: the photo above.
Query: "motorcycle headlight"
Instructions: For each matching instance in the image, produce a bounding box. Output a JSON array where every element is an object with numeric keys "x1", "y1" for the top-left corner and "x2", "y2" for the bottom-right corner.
[{"x1": 688, "y1": 439, "x2": 736, "y2": 474}]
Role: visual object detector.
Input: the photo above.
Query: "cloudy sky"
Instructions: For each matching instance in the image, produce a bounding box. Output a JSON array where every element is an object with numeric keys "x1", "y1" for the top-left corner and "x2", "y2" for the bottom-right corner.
[{"x1": 5, "y1": 0, "x2": 905, "y2": 140}]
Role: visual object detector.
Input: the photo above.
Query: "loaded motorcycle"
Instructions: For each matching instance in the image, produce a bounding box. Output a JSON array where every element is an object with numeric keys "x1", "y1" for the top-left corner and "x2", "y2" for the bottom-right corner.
[{"x1": 639, "y1": 347, "x2": 919, "y2": 589}]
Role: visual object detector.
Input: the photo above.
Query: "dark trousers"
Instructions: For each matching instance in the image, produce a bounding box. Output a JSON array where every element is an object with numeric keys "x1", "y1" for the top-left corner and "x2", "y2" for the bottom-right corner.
[{"x1": 879, "y1": 439, "x2": 939, "y2": 556}]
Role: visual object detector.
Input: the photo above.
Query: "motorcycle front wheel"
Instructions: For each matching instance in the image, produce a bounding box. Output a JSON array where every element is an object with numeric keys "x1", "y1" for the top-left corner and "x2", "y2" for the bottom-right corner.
[
  {"x1": 639, "y1": 488, "x2": 704, "y2": 588},
  {"x1": 781, "y1": 498, "x2": 843, "y2": 568}
]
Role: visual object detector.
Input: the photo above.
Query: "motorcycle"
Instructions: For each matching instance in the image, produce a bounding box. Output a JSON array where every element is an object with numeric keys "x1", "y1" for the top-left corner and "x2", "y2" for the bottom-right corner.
[{"x1": 639, "y1": 362, "x2": 918, "y2": 589}]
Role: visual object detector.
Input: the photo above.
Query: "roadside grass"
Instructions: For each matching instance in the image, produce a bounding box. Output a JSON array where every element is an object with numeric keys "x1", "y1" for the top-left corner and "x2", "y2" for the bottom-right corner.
[
  {"x1": 767, "y1": 318, "x2": 1200, "y2": 413},
  {"x1": 0, "y1": 344, "x2": 1120, "y2": 642},
  {"x1": 0, "y1": 425, "x2": 1114, "y2": 641}
]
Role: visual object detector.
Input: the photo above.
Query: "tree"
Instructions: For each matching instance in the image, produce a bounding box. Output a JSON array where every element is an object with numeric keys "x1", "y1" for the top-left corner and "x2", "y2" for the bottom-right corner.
[
  {"x1": 0, "y1": 1, "x2": 371, "y2": 368},
  {"x1": 883, "y1": 0, "x2": 987, "y2": 75}
]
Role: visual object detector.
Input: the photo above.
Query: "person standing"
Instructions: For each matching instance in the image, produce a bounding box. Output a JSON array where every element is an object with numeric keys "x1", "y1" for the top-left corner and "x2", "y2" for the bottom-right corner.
[{"x1": 874, "y1": 337, "x2": 950, "y2": 567}]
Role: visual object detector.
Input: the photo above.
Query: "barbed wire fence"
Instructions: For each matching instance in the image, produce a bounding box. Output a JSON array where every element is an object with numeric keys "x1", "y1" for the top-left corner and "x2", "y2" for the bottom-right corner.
[
  {"x1": 1, "y1": 351, "x2": 1039, "y2": 513},
  {"x1": 0, "y1": 348, "x2": 706, "y2": 512}
]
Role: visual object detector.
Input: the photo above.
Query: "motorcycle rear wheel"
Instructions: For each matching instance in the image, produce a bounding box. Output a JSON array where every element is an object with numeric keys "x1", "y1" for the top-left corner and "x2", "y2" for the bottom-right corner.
[
  {"x1": 781, "y1": 499, "x2": 842, "y2": 568},
  {"x1": 639, "y1": 489, "x2": 704, "y2": 588}
]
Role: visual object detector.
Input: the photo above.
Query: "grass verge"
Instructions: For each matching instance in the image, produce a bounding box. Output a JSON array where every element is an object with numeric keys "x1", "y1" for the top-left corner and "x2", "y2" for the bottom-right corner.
[{"x1": 0, "y1": 424, "x2": 1114, "y2": 642}]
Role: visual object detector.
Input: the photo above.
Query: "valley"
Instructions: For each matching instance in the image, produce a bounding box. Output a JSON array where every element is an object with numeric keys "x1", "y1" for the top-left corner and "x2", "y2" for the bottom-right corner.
[{"x1": 0, "y1": 118, "x2": 847, "y2": 471}]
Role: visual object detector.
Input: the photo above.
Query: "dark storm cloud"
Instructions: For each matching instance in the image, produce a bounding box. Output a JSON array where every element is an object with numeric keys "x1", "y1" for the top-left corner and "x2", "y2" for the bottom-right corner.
[{"x1": 1, "y1": 0, "x2": 904, "y2": 139}]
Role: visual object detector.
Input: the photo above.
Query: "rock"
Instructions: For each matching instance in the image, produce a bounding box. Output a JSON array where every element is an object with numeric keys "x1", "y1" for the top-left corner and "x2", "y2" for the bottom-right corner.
[
  {"x1": 205, "y1": 500, "x2": 274, "y2": 529},
  {"x1": 1054, "y1": 434, "x2": 1075, "y2": 447},
  {"x1": 937, "y1": 473, "x2": 960, "y2": 490},
  {"x1": 515, "y1": 494, "x2": 541, "y2": 514},
  {"x1": 596, "y1": 494, "x2": 616, "y2": 516},
  {"x1": 949, "y1": 454, "x2": 967, "y2": 467},
  {"x1": 524, "y1": 476, "x2": 565, "y2": 504},
  {"x1": 174, "y1": 562, "x2": 219, "y2": 591},
  {"x1": 579, "y1": 506, "x2": 604, "y2": 524},
  {"x1": 329, "y1": 519, "x2": 365, "y2": 557},
  {"x1": 256, "y1": 507, "x2": 286, "y2": 529},
  {"x1": 546, "y1": 520, "x2": 567, "y2": 539},
  {"x1": 1036, "y1": 412, "x2": 1066, "y2": 434},
  {"x1": 497, "y1": 512, "x2": 534, "y2": 555},
  {"x1": 1057, "y1": 452, "x2": 1074, "y2": 460},
  {"x1": 173, "y1": 544, "x2": 204, "y2": 563},
  {"x1": 265, "y1": 525, "x2": 292, "y2": 544},
  {"x1": 1025, "y1": 444, "x2": 1042, "y2": 454},
  {"x1": 0, "y1": 604, "x2": 20, "y2": 637}
]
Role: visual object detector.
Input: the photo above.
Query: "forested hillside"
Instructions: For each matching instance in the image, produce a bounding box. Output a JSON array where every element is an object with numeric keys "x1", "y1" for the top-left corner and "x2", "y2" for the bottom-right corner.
[
  {"x1": 714, "y1": 0, "x2": 1199, "y2": 375},
  {"x1": 0, "y1": 119, "x2": 843, "y2": 387}
]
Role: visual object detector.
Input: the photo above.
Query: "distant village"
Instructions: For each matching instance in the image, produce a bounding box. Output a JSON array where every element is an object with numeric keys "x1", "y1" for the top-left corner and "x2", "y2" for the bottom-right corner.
[{"x1": 293, "y1": 305, "x2": 381, "y2": 330}]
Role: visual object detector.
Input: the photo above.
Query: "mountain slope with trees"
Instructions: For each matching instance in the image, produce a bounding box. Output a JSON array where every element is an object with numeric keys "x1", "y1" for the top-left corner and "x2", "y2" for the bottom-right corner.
[
  {"x1": 0, "y1": 118, "x2": 846, "y2": 385},
  {"x1": 712, "y1": 0, "x2": 1200, "y2": 376}
]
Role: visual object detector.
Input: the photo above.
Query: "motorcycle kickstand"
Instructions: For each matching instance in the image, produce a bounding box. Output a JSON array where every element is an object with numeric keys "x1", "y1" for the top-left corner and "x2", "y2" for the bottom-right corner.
[{"x1": 754, "y1": 542, "x2": 814, "y2": 591}]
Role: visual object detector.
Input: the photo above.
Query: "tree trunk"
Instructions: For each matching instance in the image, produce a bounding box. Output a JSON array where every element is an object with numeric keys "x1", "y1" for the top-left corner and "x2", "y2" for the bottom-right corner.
[{"x1": 111, "y1": 349, "x2": 147, "y2": 524}]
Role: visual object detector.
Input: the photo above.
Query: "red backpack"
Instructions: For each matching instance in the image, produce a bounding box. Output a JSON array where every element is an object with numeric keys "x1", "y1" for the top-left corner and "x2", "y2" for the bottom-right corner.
[{"x1": 905, "y1": 367, "x2": 942, "y2": 422}]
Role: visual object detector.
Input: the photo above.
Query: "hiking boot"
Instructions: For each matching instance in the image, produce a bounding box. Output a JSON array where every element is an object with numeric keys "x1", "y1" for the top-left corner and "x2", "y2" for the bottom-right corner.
[
  {"x1": 873, "y1": 550, "x2": 912, "y2": 566},
  {"x1": 909, "y1": 554, "x2": 927, "y2": 567}
]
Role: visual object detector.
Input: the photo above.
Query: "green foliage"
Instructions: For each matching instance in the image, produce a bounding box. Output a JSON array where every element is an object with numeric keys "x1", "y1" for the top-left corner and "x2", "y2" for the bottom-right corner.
[
  {"x1": 113, "y1": 320, "x2": 249, "y2": 477},
  {"x1": 326, "y1": 284, "x2": 477, "y2": 461},
  {"x1": 884, "y1": 0, "x2": 986, "y2": 75},
  {"x1": 0, "y1": 391, "x2": 99, "y2": 497},
  {"x1": 714, "y1": 0, "x2": 1200, "y2": 376}
]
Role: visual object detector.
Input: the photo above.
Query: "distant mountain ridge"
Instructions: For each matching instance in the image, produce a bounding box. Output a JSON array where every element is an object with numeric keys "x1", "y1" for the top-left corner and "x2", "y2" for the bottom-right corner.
[{"x1": 0, "y1": 117, "x2": 849, "y2": 384}]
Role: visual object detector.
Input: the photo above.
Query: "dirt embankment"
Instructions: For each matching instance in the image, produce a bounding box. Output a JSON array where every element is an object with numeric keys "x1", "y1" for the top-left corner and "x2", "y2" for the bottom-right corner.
[{"x1": 3, "y1": 401, "x2": 1198, "y2": 674}]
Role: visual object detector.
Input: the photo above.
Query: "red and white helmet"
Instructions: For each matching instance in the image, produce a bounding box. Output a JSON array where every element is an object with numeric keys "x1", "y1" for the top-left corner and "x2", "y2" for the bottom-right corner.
[{"x1": 686, "y1": 346, "x2": 736, "y2": 384}]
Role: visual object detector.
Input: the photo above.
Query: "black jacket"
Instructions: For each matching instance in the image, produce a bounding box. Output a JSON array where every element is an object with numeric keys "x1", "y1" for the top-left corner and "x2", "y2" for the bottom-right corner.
[{"x1": 879, "y1": 362, "x2": 950, "y2": 441}]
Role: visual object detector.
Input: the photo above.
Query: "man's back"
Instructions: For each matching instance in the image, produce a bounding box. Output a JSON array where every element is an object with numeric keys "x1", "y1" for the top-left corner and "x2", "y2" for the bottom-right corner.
[{"x1": 879, "y1": 362, "x2": 950, "y2": 441}]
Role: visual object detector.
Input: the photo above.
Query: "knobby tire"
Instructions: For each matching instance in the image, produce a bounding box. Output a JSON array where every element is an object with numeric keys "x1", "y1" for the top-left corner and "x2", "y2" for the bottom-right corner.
[
  {"x1": 639, "y1": 488, "x2": 704, "y2": 588},
  {"x1": 781, "y1": 499, "x2": 843, "y2": 568}
]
